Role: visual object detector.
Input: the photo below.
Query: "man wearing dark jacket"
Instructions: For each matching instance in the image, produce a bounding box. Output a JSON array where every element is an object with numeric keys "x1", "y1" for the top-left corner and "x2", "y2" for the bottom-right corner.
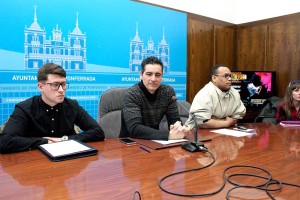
[
  {"x1": 0, "y1": 63, "x2": 105, "y2": 153},
  {"x1": 120, "y1": 56, "x2": 187, "y2": 140}
]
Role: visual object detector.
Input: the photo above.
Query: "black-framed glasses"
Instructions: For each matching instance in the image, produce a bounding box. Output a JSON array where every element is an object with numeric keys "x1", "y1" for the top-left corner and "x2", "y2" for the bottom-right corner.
[
  {"x1": 46, "y1": 82, "x2": 70, "y2": 91},
  {"x1": 288, "y1": 80, "x2": 300, "y2": 87},
  {"x1": 214, "y1": 73, "x2": 233, "y2": 79}
]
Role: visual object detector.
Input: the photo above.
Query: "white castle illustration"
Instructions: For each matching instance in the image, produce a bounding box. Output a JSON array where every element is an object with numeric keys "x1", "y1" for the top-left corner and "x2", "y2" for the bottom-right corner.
[
  {"x1": 24, "y1": 6, "x2": 86, "y2": 71},
  {"x1": 23, "y1": 6, "x2": 170, "y2": 73},
  {"x1": 129, "y1": 24, "x2": 170, "y2": 74}
]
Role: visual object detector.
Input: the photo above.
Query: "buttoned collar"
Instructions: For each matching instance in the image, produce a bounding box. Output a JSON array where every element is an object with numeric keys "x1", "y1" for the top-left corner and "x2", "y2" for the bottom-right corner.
[{"x1": 38, "y1": 95, "x2": 61, "y2": 113}]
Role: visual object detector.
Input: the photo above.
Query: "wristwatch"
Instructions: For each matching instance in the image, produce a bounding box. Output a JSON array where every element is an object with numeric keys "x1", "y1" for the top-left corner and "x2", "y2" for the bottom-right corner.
[{"x1": 61, "y1": 135, "x2": 69, "y2": 141}]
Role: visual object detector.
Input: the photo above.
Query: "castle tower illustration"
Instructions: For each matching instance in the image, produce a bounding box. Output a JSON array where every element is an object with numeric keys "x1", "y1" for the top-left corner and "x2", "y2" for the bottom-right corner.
[
  {"x1": 129, "y1": 23, "x2": 170, "y2": 74},
  {"x1": 24, "y1": 6, "x2": 86, "y2": 71}
]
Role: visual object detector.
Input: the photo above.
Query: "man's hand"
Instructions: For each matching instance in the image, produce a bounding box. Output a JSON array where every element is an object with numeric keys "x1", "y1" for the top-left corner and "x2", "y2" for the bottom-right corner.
[
  {"x1": 200, "y1": 117, "x2": 238, "y2": 129},
  {"x1": 169, "y1": 121, "x2": 187, "y2": 140},
  {"x1": 43, "y1": 137, "x2": 62, "y2": 143},
  {"x1": 225, "y1": 116, "x2": 238, "y2": 127}
]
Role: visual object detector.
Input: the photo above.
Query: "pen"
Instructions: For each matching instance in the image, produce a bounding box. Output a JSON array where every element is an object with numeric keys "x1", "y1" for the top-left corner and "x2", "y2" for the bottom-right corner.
[{"x1": 139, "y1": 146, "x2": 151, "y2": 153}]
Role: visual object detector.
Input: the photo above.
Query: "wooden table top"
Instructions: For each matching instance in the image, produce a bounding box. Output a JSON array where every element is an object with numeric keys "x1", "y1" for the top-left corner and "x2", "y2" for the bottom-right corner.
[{"x1": 0, "y1": 123, "x2": 299, "y2": 200}]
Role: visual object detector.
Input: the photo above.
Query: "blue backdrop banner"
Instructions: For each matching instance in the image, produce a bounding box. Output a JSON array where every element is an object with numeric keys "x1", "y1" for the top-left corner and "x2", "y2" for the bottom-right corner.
[{"x1": 0, "y1": 0, "x2": 187, "y2": 123}]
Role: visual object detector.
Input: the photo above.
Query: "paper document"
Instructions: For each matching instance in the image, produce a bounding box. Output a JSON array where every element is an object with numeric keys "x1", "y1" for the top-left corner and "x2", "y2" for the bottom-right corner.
[
  {"x1": 152, "y1": 139, "x2": 188, "y2": 145},
  {"x1": 40, "y1": 140, "x2": 91, "y2": 157},
  {"x1": 210, "y1": 129, "x2": 254, "y2": 137},
  {"x1": 279, "y1": 121, "x2": 300, "y2": 127}
]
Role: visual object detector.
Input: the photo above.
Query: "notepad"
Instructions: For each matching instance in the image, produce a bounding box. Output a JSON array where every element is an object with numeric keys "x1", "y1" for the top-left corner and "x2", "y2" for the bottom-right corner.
[
  {"x1": 152, "y1": 139, "x2": 188, "y2": 145},
  {"x1": 233, "y1": 128, "x2": 256, "y2": 133},
  {"x1": 210, "y1": 129, "x2": 254, "y2": 137},
  {"x1": 38, "y1": 140, "x2": 98, "y2": 162},
  {"x1": 279, "y1": 121, "x2": 300, "y2": 127}
]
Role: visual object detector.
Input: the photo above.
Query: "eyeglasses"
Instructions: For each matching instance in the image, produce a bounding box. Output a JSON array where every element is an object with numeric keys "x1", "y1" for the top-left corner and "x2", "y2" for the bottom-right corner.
[
  {"x1": 288, "y1": 80, "x2": 300, "y2": 87},
  {"x1": 46, "y1": 82, "x2": 70, "y2": 91},
  {"x1": 214, "y1": 73, "x2": 233, "y2": 79}
]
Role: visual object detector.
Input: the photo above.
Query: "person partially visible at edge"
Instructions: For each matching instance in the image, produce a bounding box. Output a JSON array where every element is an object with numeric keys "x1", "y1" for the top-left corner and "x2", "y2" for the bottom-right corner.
[
  {"x1": 0, "y1": 63, "x2": 105, "y2": 154},
  {"x1": 276, "y1": 80, "x2": 300, "y2": 122},
  {"x1": 185, "y1": 64, "x2": 246, "y2": 129},
  {"x1": 120, "y1": 56, "x2": 188, "y2": 140}
]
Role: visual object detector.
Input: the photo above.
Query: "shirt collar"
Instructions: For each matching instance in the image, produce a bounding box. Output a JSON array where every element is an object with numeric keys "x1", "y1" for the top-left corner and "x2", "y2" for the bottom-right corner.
[
  {"x1": 38, "y1": 95, "x2": 61, "y2": 112},
  {"x1": 210, "y1": 81, "x2": 231, "y2": 98},
  {"x1": 138, "y1": 80, "x2": 160, "y2": 102}
]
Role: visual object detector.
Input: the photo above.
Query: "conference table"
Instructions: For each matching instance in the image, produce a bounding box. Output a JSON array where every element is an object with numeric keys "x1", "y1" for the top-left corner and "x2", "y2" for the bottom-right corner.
[{"x1": 0, "y1": 123, "x2": 299, "y2": 200}]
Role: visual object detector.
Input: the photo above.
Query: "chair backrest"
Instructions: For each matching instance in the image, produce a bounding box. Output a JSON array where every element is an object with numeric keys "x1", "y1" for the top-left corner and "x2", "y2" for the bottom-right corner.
[
  {"x1": 254, "y1": 96, "x2": 283, "y2": 123},
  {"x1": 98, "y1": 88, "x2": 127, "y2": 138},
  {"x1": 159, "y1": 101, "x2": 191, "y2": 131},
  {"x1": 0, "y1": 118, "x2": 9, "y2": 134},
  {"x1": 177, "y1": 101, "x2": 191, "y2": 124}
]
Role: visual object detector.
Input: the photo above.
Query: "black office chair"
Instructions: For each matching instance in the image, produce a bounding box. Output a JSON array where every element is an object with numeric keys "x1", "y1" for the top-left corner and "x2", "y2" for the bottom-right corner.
[
  {"x1": 98, "y1": 88, "x2": 127, "y2": 138},
  {"x1": 0, "y1": 118, "x2": 9, "y2": 134},
  {"x1": 254, "y1": 96, "x2": 283, "y2": 123}
]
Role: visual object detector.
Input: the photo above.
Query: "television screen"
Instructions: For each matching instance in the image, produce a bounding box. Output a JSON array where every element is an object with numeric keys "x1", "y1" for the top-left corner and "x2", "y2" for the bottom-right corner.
[{"x1": 231, "y1": 71, "x2": 276, "y2": 106}]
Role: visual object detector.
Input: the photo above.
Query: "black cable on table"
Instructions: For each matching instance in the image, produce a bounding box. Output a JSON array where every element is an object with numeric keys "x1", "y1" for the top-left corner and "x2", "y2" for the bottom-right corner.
[{"x1": 158, "y1": 150, "x2": 300, "y2": 199}]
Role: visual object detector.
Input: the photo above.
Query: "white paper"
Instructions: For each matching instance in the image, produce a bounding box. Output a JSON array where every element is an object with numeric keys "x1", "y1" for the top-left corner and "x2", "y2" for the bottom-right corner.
[
  {"x1": 279, "y1": 122, "x2": 300, "y2": 127},
  {"x1": 40, "y1": 140, "x2": 90, "y2": 157},
  {"x1": 152, "y1": 139, "x2": 188, "y2": 145},
  {"x1": 210, "y1": 128, "x2": 253, "y2": 137},
  {"x1": 233, "y1": 128, "x2": 256, "y2": 133}
]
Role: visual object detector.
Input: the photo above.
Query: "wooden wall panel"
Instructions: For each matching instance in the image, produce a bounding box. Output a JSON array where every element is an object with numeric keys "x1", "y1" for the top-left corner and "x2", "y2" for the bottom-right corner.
[
  {"x1": 237, "y1": 13, "x2": 300, "y2": 97},
  {"x1": 187, "y1": 16, "x2": 214, "y2": 102},
  {"x1": 187, "y1": 12, "x2": 300, "y2": 101},
  {"x1": 236, "y1": 25, "x2": 267, "y2": 70},
  {"x1": 267, "y1": 19, "x2": 300, "y2": 97},
  {"x1": 214, "y1": 25, "x2": 236, "y2": 69},
  {"x1": 187, "y1": 14, "x2": 236, "y2": 102}
]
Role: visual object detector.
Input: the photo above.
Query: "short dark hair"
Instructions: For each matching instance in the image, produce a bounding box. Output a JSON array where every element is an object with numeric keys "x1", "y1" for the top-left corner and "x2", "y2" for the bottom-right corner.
[
  {"x1": 37, "y1": 63, "x2": 66, "y2": 82},
  {"x1": 210, "y1": 64, "x2": 227, "y2": 81},
  {"x1": 141, "y1": 56, "x2": 163, "y2": 73}
]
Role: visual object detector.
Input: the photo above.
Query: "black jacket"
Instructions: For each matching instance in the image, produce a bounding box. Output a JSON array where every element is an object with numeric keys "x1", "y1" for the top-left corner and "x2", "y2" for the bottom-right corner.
[{"x1": 0, "y1": 95, "x2": 105, "y2": 153}]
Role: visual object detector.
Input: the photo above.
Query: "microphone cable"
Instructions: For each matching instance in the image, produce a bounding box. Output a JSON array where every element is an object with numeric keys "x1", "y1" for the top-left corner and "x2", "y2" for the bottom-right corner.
[
  {"x1": 132, "y1": 191, "x2": 141, "y2": 200},
  {"x1": 157, "y1": 149, "x2": 300, "y2": 198},
  {"x1": 158, "y1": 150, "x2": 218, "y2": 197}
]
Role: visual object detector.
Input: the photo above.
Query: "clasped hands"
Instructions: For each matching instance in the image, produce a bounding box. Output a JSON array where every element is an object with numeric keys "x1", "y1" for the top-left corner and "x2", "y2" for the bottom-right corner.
[
  {"x1": 43, "y1": 137, "x2": 63, "y2": 143},
  {"x1": 168, "y1": 121, "x2": 191, "y2": 140}
]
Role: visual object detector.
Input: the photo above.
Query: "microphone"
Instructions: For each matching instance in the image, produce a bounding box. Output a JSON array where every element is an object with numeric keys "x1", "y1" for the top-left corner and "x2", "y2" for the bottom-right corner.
[{"x1": 172, "y1": 96, "x2": 208, "y2": 152}]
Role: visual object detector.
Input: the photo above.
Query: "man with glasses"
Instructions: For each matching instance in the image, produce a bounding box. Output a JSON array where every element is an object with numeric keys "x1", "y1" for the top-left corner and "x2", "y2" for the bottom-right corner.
[
  {"x1": 0, "y1": 63, "x2": 105, "y2": 154},
  {"x1": 185, "y1": 64, "x2": 246, "y2": 129}
]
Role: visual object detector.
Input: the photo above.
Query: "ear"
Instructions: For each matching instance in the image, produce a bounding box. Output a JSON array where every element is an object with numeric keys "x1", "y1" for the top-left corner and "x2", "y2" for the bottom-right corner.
[
  {"x1": 37, "y1": 82, "x2": 44, "y2": 93},
  {"x1": 212, "y1": 75, "x2": 217, "y2": 83},
  {"x1": 140, "y1": 71, "x2": 143, "y2": 79}
]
